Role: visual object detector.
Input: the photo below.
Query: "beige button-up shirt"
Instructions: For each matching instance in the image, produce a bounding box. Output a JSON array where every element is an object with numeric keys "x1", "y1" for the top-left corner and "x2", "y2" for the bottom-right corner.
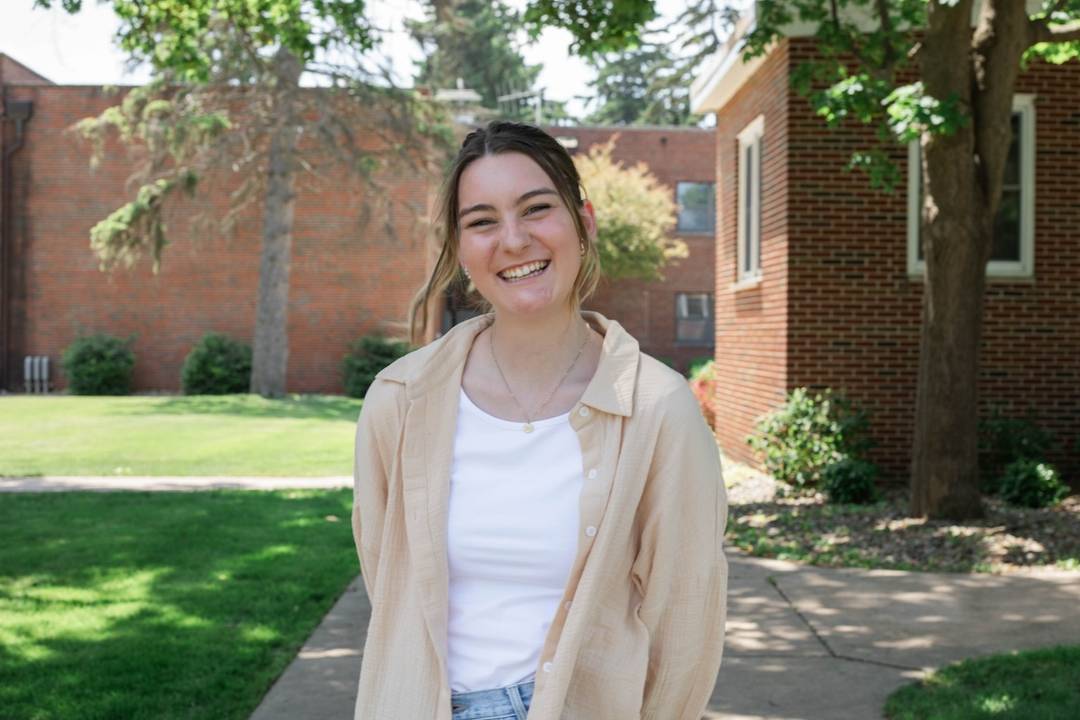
[{"x1": 352, "y1": 311, "x2": 728, "y2": 719}]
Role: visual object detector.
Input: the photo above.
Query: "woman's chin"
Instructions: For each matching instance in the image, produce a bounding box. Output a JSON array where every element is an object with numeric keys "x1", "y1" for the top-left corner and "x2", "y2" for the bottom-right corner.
[{"x1": 491, "y1": 288, "x2": 565, "y2": 318}]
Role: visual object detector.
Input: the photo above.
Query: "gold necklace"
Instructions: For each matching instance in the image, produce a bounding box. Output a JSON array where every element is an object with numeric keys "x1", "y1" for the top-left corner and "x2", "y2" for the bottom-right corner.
[{"x1": 489, "y1": 321, "x2": 590, "y2": 434}]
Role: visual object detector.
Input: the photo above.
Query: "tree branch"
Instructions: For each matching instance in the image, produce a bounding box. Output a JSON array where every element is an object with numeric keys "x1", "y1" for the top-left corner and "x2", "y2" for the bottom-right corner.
[
  {"x1": 828, "y1": 0, "x2": 880, "y2": 75},
  {"x1": 1029, "y1": 19, "x2": 1080, "y2": 46},
  {"x1": 875, "y1": 0, "x2": 898, "y2": 70}
]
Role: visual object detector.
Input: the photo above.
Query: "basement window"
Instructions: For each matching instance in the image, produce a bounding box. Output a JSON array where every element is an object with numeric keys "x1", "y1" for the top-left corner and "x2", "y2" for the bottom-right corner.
[{"x1": 675, "y1": 292, "x2": 714, "y2": 345}]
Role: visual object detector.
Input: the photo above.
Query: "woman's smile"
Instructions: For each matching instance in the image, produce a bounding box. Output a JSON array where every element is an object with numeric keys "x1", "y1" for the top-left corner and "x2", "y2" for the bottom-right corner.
[{"x1": 497, "y1": 259, "x2": 551, "y2": 283}]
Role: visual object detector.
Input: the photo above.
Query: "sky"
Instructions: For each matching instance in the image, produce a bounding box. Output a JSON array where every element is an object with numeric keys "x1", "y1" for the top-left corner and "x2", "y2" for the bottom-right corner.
[{"x1": 1, "y1": 0, "x2": 700, "y2": 119}]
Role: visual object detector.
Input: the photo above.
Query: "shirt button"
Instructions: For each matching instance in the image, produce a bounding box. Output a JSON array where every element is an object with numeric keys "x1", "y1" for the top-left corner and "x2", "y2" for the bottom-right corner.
[
  {"x1": 585, "y1": 526, "x2": 597, "y2": 537},
  {"x1": 587, "y1": 468, "x2": 598, "y2": 479},
  {"x1": 542, "y1": 661, "x2": 553, "y2": 673},
  {"x1": 578, "y1": 407, "x2": 590, "y2": 417}
]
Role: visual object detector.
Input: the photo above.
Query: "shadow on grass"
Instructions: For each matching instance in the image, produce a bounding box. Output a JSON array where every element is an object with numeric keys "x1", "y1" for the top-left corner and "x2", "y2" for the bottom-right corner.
[
  {"x1": 0, "y1": 490, "x2": 358, "y2": 720},
  {"x1": 111, "y1": 394, "x2": 363, "y2": 422}
]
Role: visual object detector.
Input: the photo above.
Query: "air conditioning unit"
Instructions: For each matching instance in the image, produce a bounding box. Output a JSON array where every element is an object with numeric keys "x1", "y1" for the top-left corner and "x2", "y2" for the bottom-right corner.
[{"x1": 24, "y1": 355, "x2": 51, "y2": 393}]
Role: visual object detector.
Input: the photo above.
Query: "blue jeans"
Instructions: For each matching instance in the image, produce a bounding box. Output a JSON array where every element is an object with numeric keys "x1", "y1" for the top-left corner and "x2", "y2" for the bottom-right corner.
[{"x1": 450, "y1": 678, "x2": 535, "y2": 720}]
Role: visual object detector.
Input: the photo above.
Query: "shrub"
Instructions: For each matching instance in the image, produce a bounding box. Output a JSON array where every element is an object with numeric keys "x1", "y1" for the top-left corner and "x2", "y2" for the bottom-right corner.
[
  {"x1": 574, "y1": 139, "x2": 687, "y2": 281},
  {"x1": 687, "y1": 356, "x2": 713, "y2": 380},
  {"x1": 61, "y1": 333, "x2": 136, "y2": 395},
  {"x1": 998, "y1": 459, "x2": 1070, "y2": 509},
  {"x1": 747, "y1": 387, "x2": 874, "y2": 491},
  {"x1": 978, "y1": 407, "x2": 1055, "y2": 494},
  {"x1": 689, "y1": 360, "x2": 717, "y2": 431},
  {"x1": 343, "y1": 335, "x2": 412, "y2": 398},
  {"x1": 181, "y1": 332, "x2": 252, "y2": 395},
  {"x1": 821, "y1": 458, "x2": 881, "y2": 504}
]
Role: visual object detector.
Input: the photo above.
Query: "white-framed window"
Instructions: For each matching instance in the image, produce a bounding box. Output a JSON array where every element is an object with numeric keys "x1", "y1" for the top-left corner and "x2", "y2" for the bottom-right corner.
[
  {"x1": 676, "y1": 181, "x2": 716, "y2": 233},
  {"x1": 737, "y1": 115, "x2": 764, "y2": 283},
  {"x1": 908, "y1": 94, "x2": 1035, "y2": 278},
  {"x1": 675, "y1": 292, "x2": 714, "y2": 345}
]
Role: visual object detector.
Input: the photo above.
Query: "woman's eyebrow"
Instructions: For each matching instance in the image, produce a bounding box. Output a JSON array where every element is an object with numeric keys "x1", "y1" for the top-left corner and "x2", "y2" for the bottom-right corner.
[{"x1": 458, "y1": 188, "x2": 558, "y2": 220}]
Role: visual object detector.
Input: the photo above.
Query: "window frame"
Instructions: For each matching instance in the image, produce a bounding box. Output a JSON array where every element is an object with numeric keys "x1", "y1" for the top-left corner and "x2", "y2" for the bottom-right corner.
[
  {"x1": 737, "y1": 115, "x2": 765, "y2": 284},
  {"x1": 907, "y1": 94, "x2": 1035, "y2": 279},
  {"x1": 674, "y1": 291, "x2": 715, "y2": 347},
  {"x1": 675, "y1": 181, "x2": 717, "y2": 234}
]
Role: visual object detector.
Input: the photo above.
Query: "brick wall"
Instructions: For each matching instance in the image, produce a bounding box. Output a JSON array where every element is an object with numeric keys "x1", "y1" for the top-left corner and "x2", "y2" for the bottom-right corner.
[
  {"x1": 5, "y1": 84, "x2": 430, "y2": 393},
  {"x1": 0, "y1": 54, "x2": 52, "y2": 85},
  {"x1": 713, "y1": 41, "x2": 792, "y2": 467},
  {"x1": 547, "y1": 125, "x2": 717, "y2": 373},
  {"x1": 717, "y1": 37, "x2": 1080, "y2": 482}
]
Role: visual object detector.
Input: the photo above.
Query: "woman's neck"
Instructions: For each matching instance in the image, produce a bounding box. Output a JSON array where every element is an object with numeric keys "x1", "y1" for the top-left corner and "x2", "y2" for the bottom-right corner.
[{"x1": 487, "y1": 306, "x2": 591, "y2": 383}]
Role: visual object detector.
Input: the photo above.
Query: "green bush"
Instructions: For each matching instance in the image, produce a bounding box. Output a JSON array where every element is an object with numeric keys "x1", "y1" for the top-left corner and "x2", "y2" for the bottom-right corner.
[
  {"x1": 821, "y1": 458, "x2": 881, "y2": 504},
  {"x1": 61, "y1": 333, "x2": 136, "y2": 395},
  {"x1": 687, "y1": 356, "x2": 714, "y2": 380},
  {"x1": 180, "y1": 332, "x2": 252, "y2": 395},
  {"x1": 343, "y1": 335, "x2": 412, "y2": 399},
  {"x1": 747, "y1": 387, "x2": 874, "y2": 491},
  {"x1": 998, "y1": 459, "x2": 1070, "y2": 509},
  {"x1": 978, "y1": 407, "x2": 1055, "y2": 494}
]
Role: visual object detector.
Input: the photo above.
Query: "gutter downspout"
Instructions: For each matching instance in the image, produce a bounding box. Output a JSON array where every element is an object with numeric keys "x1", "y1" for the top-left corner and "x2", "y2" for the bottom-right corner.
[{"x1": 0, "y1": 88, "x2": 34, "y2": 392}]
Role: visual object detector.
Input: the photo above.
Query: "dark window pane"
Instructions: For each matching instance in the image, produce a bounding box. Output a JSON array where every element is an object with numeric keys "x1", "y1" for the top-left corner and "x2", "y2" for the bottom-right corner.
[
  {"x1": 755, "y1": 139, "x2": 763, "y2": 269},
  {"x1": 915, "y1": 109, "x2": 1022, "y2": 264},
  {"x1": 744, "y1": 144, "x2": 753, "y2": 271},
  {"x1": 676, "y1": 319, "x2": 710, "y2": 343},
  {"x1": 1003, "y1": 114, "x2": 1020, "y2": 187},
  {"x1": 992, "y1": 190, "x2": 1021, "y2": 261},
  {"x1": 676, "y1": 292, "x2": 714, "y2": 344},
  {"x1": 677, "y1": 182, "x2": 715, "y2": 233}
]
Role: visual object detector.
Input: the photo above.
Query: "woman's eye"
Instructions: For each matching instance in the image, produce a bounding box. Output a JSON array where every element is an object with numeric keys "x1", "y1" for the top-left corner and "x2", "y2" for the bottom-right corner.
[
  {"x1": 525, "y1": 203, "x2": 551, "y2": 215},
  {"x1": 467, "y1": 218, "x2": 494, "y2": 228}
]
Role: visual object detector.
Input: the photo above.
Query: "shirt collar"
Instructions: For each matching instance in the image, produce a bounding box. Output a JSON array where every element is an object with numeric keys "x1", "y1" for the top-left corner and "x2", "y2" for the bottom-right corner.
[{"x1": 386, "y1": 310, "x2": 638, "y2": 417}]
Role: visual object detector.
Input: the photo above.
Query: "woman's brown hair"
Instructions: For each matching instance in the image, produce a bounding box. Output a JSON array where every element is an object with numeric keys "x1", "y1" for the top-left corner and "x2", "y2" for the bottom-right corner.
[{"x1": 408, "y1": 121, "x2": 601, "y2": 344}]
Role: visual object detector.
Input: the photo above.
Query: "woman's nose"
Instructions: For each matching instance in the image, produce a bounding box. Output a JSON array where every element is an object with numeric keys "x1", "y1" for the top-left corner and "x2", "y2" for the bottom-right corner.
[{"x1": 500, "y1": 217, "x2": 532, "y2": 252}]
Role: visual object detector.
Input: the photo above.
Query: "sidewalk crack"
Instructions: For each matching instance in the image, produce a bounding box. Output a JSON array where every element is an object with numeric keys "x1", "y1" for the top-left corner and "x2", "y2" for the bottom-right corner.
[{"x1": 766, "y1": 575, "x2": 923, "y2": 672}]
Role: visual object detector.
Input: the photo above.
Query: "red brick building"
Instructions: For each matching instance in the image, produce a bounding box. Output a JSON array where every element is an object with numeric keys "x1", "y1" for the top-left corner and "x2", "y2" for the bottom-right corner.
[
  {"x1": 1, "y1": 54, "x2": 430, "y2": 394},
  {"x1": 551, "y1": 126, "x2": 717, "y2": 374},
  {"x1": 690, "y1": 22, "x2": 1080, "y2": 481},
  {"x1": 1, "y1": 54, "x2": 716, "y2": 393}
]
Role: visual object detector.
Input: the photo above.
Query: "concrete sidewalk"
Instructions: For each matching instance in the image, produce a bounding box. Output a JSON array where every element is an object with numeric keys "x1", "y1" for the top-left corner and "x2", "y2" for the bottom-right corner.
[
  {"x1": 250, "y1": 551, "x2": 1080, "y2": 720},
  {"x1": 0, "y1": 476, "x2": 351, "y2": 492}
]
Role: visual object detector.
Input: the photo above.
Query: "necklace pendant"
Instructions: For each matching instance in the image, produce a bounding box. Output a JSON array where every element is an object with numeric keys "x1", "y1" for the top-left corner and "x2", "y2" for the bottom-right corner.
[{"x1": 522, "y1": 422, "x2": 534, "y2": 434}]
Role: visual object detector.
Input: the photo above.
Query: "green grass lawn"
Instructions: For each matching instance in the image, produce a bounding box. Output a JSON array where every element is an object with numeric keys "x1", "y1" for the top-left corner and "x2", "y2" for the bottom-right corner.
[
  {"x1": 0, "y1": 490, "x2": 359, "y2": 720},
  {"x1": 885, "y1": 645, "x2": 1080, "y2": 719},
  {"x1": 0, "y1": 394, "x2": 362, "y2": 476}
]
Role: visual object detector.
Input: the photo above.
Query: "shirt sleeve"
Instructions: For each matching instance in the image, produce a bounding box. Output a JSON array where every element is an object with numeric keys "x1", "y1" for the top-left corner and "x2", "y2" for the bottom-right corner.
[
  {"x1": 631, "y1": 382, "x2": 729, "y2": 720},
  {"x1": 351, "y1": 377, "x2": 403, "y2": 602}
]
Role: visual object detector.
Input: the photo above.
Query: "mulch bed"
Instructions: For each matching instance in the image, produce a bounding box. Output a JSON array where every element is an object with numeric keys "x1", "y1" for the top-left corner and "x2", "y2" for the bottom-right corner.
[{"x1": 721, "y1": 455, "x2": 1080, "y2": 574}]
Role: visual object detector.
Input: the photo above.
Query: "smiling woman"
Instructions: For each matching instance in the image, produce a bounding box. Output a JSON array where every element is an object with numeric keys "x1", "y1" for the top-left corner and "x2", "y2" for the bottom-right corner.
[{"x1": 351, "y1": 121, "x2": 729, "y2": 720}]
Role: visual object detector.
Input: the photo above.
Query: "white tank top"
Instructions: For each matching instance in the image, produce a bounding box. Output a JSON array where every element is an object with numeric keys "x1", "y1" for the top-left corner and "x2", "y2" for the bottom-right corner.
[{"x1": 446, "y1": 387, "x2": 584, "y2": 693}]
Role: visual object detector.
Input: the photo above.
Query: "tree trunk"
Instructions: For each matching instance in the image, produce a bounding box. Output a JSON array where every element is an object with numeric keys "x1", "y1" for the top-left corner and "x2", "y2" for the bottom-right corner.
[
  {"x1": 250, "y1": 49, "x2": 302, "y2": 398},
  {"x1": 909, "y1": 0, "x2": 1028, "y2": 519},
  {"x1": 910, "y1": 0, "x2": 987, "y2": 519},
  {"x1": 910, "y1": 170, "x2": 991, "y2": 519}
]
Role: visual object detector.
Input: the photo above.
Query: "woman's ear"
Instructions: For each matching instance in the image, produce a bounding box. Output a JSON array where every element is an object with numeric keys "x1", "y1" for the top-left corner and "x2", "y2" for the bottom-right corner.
[{"x1": 581, "y1": 200, "x2": 598, "y2": 240}]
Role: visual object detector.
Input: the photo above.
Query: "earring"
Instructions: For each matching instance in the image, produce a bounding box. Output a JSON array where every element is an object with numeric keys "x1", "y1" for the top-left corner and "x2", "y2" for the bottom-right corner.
[
  {"x1": 462, "y1": 266, "x2": 471, "y2": 280},
  {"x1": 579, "y1": 241, "x2": 586, "y2": 257}
]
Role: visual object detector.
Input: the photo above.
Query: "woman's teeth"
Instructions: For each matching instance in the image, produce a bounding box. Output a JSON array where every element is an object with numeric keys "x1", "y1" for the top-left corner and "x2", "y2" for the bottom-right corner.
[{"x1": 498, "y1": 260, "x2": 549, "y2": 281}]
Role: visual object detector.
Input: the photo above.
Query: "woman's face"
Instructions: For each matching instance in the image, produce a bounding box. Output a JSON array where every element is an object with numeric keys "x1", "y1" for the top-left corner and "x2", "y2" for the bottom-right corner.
[{"x1": 456, "y1": 151, "x2": 595, "y2": 319}]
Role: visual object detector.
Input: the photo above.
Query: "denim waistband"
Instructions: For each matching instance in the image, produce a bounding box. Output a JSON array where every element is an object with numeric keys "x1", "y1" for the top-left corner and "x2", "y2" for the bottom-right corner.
[{"x1": 450, "y1": 678, "x2": 535, "y2": 719}]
